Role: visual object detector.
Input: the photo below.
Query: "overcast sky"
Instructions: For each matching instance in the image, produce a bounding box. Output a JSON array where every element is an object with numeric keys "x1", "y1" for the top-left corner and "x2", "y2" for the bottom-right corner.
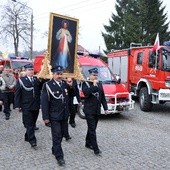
[{"x1": 1, "y1": 0, "x2": 170, "y2": 54}]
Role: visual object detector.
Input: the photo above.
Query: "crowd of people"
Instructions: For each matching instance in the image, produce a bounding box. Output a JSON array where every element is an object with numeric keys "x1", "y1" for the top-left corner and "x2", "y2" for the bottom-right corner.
[{"x1": 0, "y1": 64, "x2": 108, "y2": 167}]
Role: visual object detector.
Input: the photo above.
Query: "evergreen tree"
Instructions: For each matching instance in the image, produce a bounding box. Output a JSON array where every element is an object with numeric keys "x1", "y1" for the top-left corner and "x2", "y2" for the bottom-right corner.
[
  {"x1": 102, "y1": 0, "x2": 170, "y2": 52},
  {"x1": 141, "y1": 0, "x2": 170, "y2": 45}
]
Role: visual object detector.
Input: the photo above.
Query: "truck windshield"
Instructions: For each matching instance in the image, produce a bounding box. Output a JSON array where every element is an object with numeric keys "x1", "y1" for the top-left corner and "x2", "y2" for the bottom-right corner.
[
  {"x1": 11, "y1": 61, "x2": 32, "y2": 69},
  {"x1": 81, "y1": 66, "x2": 117, "y2": 83},
  {"x1": 162, "y1": 47, "x2": 170, "y2": 71}
]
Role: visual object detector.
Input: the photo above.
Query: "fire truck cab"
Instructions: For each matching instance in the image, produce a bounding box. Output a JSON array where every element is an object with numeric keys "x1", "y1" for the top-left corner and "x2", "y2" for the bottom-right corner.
[{"x1": 107, "y1": 43, "x2": 170, "y2": 111}]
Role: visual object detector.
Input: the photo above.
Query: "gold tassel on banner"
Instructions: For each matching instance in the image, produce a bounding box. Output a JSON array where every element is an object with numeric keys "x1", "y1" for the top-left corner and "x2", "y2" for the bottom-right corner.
[
  {"x1": 74, "y1": 56, "x2": 84, "y2": 81},
  {"x1": 37, "y1": 51, "x2": 52, "y2": 79}
]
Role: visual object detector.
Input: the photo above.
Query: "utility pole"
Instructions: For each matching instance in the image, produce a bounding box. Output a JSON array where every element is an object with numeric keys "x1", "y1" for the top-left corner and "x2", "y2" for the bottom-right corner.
[
  {"x1": 30, "y1": 13, "x2": 33, "y2": 60},
  {"x1": 11, "y1": 0, "x2": 33, "y2": 60}
]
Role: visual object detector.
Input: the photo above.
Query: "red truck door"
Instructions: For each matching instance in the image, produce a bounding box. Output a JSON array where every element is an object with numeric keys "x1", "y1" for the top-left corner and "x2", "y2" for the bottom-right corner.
[
  {"x1": 130, "y1": 49, "x2": 148, "y2": 84},
  {"x1": 146, "y1": 49, "x2": 164, "y2": 89}
]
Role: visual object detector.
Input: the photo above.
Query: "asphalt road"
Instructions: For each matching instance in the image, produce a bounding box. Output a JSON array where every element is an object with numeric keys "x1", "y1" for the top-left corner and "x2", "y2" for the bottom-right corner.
[{"x1": 0, "y1": 102, "x2": 170, "y2": 170}]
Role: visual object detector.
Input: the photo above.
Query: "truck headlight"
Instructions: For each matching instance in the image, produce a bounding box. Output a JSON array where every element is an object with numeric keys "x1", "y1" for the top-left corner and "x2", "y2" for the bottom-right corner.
[
  {"x1": 165, "y1": 81, "x2": 170, "y2": 88},
  {"x1": 105, "y1": 97, "x2": 110, "y2": 102}
]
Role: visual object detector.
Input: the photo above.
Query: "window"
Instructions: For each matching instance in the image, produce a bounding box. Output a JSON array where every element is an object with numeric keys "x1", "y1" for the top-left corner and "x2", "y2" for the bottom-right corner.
[
  {"x1": 81, "y1": 65, "x2": 116, "y2": 82},
  {"x1": 162, "y1": 48, "x2": 170, "y2": 71},
  {"x1": 137, "y1": 52, "x2": 143, "y2": 65},
  {"x1": 11, "y1": 61, "x2": 32, "y2": 69},
  {"x1": 148, "y1": 50, "x2": 160, "y2": 69},
  {"x1": 148, "y1": 51, "x2": 155, "y2": 67}
]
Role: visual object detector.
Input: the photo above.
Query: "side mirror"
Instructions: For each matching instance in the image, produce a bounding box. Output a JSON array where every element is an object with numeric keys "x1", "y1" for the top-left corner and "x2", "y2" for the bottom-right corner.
[
  {"x1": 149, "y1": 62, "x2": 153, "y2": 67},
  {"x1": 117, "y1": 78, "x2": 121, "y2": 84},
  {"x1": 115, "y1": 75, "x2": 121, "y2": 84}
]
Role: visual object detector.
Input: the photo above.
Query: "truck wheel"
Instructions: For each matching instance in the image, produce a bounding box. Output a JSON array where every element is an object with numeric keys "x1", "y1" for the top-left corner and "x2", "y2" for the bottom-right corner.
[
  {"x1": 78, "y1": 104, "x2": 86, "y2": 119},
  {"x1": 139, "y1": 87, "x2": 153, "y2": 111}
]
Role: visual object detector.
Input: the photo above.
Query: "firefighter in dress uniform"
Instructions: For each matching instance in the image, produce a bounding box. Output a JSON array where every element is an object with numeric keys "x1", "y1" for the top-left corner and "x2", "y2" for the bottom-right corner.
[
  {"x1": 14, "y1": 64, "x2": 42, "y2": 149},
  {"x1": 41, "y1": 65, "x2": 75, "y2": 167},
  {"x1": 1, "y1": 67, "x2": 16, "y2": 120},
  {"x1": 82, "y1": 67, "x2": 109, "y2": 156}
]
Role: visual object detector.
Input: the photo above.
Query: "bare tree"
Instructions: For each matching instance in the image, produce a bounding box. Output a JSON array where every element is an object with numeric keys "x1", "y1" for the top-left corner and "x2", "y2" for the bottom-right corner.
[{"x1": 0, "y1": 1, "x2": 31, "y2": 56}]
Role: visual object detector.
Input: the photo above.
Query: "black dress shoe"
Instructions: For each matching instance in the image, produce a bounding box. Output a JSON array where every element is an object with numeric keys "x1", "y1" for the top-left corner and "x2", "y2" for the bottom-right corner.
[
  {"x1": 65, "y1": 136, "x2": 72, "y2": 141},
  {"x1": 25, "y1": 138, "x2": 29, "y2": 142},
  {"x1": 31, "y1": 143, "x2": 37, "y2": 148},
  {"x1": 85, "y1": 144, "x2": 93, "y2": 150},
  {"x1": 94, "y1": 150, "x2": 102, "y2": 156},
  {"x1": 5, "y1": 116, "x2": 10, "y2": 120},
  {"x1": 34, "y1": 127, "x2": 39, "y2": 130},
  {"x1": 70, "y1": 123, "x2": 76, "y2": 128},
  {"x1": 57, "y1": 159, "x2": 65, "y2": 166}
]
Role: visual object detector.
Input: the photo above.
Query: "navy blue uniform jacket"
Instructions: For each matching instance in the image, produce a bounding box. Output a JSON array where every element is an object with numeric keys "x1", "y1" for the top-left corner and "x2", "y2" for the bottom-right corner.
[
  {"x1": 41, "y1": 79, "x2": 75, "y2": 121},
  {"x1": 14, "y1": 76, "x2": 42, "y2": 110},
  {"x1": 82, "y1": 81, "x2": 108, "y2": 115}
]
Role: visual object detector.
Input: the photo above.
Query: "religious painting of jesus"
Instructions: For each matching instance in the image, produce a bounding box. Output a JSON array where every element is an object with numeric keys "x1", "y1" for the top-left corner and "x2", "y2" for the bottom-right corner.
[{"x1": 48, "y1": 13, "x2": 79, "y2": 76}]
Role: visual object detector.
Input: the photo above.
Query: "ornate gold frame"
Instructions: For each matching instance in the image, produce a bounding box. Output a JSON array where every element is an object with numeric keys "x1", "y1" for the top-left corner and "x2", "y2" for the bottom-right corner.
[{"x1": 38, "y1": 13, "x2": 82, "y2": 80}]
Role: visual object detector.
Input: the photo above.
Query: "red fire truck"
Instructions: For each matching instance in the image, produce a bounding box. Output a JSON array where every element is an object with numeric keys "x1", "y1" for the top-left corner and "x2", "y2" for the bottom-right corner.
[
  {"x1": 34, "y1": 55, "x2": 44, "y2": 74},
  {"x1": 77, "y1": 54, "x2": 134, "y2": 118},
  {"x1": 107, "y1": 43, "x2": 170, "y2": 111},
  {"x1": 0, "y1": 56, "x2": 32, "y2": 70},
  {"x1": 34, "y1": 54, "x2": 134, "y2": 118}
]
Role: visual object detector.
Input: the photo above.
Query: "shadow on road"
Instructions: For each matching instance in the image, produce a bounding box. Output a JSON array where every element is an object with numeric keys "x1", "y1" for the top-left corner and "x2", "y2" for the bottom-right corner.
[
  {"x1": 99, "y1": 113, "x2": 132, "y2": 121},
  {"x1": 135, "y1": 101, "x2": 170, "y2": 115}
]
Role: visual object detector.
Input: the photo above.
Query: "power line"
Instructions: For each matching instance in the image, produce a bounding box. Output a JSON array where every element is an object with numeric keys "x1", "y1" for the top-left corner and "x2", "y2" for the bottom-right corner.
[
  {"x1": 33, "y1": 0, "x2": 112, "y2": 21},
  {"x1": 34, "y1": 0, "x2": 89, "y2": 19}
]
